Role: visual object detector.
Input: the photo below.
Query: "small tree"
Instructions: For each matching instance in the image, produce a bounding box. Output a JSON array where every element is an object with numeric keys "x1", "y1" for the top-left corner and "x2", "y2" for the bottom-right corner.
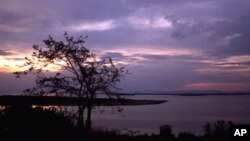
[
  {"x1": 159, "y1": 125, "x2": 175, "y2": 141},
  {"x1": 14, "y1": 32, "x2": 127, "y2": 129}
]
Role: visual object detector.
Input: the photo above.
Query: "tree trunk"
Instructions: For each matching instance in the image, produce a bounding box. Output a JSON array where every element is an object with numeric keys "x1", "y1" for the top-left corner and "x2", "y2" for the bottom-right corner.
[
  {"x1": 86, "y1": 104, "x2": 92, "y2": 130},
  {"x1": 77, "y1": 106, "x2": 85, "y2": 129}
]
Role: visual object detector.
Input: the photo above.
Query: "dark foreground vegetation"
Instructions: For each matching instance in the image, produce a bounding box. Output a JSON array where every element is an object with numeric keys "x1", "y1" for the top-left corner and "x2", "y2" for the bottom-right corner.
[{"x1": 0, "y1": 106, "x2": 231, "y2": 141}]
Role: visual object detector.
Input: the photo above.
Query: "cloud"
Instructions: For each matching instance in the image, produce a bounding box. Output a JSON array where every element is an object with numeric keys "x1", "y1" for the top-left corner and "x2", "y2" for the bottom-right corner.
[
  {"x1": 227, "y1": 33, "x2": 242, "y2": 39},
  {"x1": 0, "y1": 49, "x2": 14, "y2": 56},
  {"x1": 102, "y1": 46, "x2": 201, "y2": 56},
  {"x1": 141, "y1": 54, "x2": 169, "y2": 60},
  {"x1": 127, "y1": 16, "x2": 173, "y2": 30},
  {"x1": 103, "y1": 52, "x2": 124, "y2": 58},
  {"x1": 69, "y1": 20, "x2": 118, "y2": 31},
  {"x1": 99, "y1": 46, "x2": 202, "y2": 66},
  {"x1": 101, "y1": 52, "x2": 142, "y2": 65},
  {"x1": 222, "y1": 33, "x2": 241, "y2": 45},
  {"x1": 0, "y1": 10, "x2": 55, "y2": 33},
  {"x1": 194, "y1": 55, "x2": 250, "y2": 74}
]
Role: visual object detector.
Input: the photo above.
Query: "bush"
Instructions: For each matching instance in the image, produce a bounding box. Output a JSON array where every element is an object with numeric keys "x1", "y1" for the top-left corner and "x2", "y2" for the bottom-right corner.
[
  {"x1": 202, "y1": 120, "x2": 232, "y2": 141},
  {"x1": 0, "y1": 106, "x2": 79, "y2": 141},
  {"x1": 159, "y1": 125, "x2": 175, "y2": 141},
  {"x1": 177, "y1": 132, "x2": 198, "y2": 141}
]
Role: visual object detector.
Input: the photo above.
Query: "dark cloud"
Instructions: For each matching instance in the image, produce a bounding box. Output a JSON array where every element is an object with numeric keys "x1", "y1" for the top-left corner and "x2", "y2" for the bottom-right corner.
[
  {"x1": 0, "y1": 72, "x2": 35, "y2": 93},
  {"x1": 102, "y1": 52, "x2": 140, "y2": 63},
  {"x1": 141, "y1": 54, "x2": 169, "y2": 60},
  {"x1": 210, "y1": 16, "x2": 250, "y2": 57},
  {"x1": 215, "y1": 61, "x2": 250, "y2": 67},
  {"x1": 103, "y1": 52, "x2": 125, "y2": 58},
  {"x1": 0, "y1": 49, "x2": 13, "y2": 56}
]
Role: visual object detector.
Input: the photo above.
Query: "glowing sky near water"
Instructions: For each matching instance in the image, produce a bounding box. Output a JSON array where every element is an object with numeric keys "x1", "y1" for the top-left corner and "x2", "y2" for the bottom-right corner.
[{"x1": 1, "y1": 0, "x2": 250, "y2": 93}]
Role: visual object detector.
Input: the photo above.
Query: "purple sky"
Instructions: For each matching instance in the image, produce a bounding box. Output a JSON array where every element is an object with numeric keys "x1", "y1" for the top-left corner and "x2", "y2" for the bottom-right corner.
[{"x1": 1, "y1": 0, "x2": 250, "y2": 93}]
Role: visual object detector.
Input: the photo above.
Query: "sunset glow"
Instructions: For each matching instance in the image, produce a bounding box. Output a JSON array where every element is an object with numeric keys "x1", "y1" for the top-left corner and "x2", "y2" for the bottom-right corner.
[
  {"x1": 0, "y1": 53, "x2": 64, "y2": 73},
  {"x1": 185, "y1": 82, "x2": 250, "y2": 91}
]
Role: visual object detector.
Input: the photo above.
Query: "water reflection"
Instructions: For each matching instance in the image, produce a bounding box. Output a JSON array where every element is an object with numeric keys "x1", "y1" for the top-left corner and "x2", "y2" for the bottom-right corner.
[{"x1": 92, "y1": 95, "x2": 250, "y2": 135}]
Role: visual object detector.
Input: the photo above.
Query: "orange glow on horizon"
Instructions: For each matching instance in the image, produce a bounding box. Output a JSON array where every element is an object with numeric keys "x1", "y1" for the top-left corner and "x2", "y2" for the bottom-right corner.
[
  {"x1": 0, "y1": 50, "x2": 125, "y2": 73},
  {"x1": 0, "y1": 52, "x2": 63, "y2": 73},
  {"x1": 0, "y1": 56, "x2": 27, "y2": 73},
  {"x1": 184, "y1": 82, "x2": 250, "y2": 91}
]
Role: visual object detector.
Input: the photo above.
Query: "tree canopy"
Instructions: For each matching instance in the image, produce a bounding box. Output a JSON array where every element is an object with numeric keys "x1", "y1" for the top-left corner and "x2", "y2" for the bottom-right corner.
[{"x1": 15, "y1": 33, "x2": 126, "y2": 98}]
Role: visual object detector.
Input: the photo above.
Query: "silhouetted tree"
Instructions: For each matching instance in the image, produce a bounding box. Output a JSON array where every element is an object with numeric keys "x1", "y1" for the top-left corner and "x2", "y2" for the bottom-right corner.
[
  {"x1": 202, "y1": 120, "x2": 232, "y2": 141},
  {"x1": 159, "y1": 125, "x2": 175, "y2": 141},
  {"x1": 14, "y1": 32, "x2": 127, "y2": 130}
]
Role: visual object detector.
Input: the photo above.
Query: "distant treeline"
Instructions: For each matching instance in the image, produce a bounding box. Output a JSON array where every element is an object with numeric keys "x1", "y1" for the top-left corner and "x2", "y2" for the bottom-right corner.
[
  {"x1": 129, "y1": 92, "x2": 250, "y2": 96},
  {"x1": 0, "y1": 95, "x2": 166, "y2": 106}
]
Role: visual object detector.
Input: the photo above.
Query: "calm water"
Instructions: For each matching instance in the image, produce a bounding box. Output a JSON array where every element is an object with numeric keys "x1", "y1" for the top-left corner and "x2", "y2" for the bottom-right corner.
[{"x1": 92, "y1": 95, "x2": 250, "y2": 135}]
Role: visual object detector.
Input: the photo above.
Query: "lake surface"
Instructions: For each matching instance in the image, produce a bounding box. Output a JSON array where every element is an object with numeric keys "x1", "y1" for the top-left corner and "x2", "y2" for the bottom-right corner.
[{"x1": 92, "y1": 95, "x2": 250, "y2": 135}]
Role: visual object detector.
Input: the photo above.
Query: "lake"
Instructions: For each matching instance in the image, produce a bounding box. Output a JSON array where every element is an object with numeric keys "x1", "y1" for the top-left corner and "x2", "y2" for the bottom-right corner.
[{"x1": 92, "y1": 95, "x2": 250, "y2": 135}]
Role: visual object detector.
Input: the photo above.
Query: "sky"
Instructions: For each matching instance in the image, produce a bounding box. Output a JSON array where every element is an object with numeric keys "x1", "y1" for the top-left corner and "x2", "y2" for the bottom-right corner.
[{"x1": 0, "y1": 0, "x2": 250, "y2": 93}]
